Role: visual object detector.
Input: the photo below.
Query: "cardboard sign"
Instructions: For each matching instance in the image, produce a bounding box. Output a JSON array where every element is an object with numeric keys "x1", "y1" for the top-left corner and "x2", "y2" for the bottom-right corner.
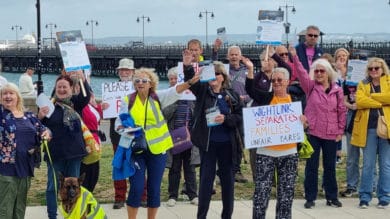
[
  {"x1": 243, "y1": 102, "x2": 304, "y2": 149},
  {"x1": 102, "y1": 81, "x2": 134, "y2": 118}
]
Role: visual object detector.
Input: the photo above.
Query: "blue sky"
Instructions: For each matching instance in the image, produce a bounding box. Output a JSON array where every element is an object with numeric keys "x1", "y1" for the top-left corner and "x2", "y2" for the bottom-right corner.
[{"x1": 1, "y1": 0, "x2": 389, "y2": 41}]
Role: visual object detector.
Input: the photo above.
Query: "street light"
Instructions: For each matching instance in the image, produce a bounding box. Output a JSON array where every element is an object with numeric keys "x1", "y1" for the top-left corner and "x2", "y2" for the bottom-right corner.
[
  {"x1": 45, "y1": 23, "x2": 57, "y2": 48},
  {"x1": 198, "y1": 10, "x2": 214, "y2": 47},
  {"x1": 11, "y1": 25, "x2": 22, "y2": 49},
  {"x1": 86, "y1": 20, "x2": 98, "y2": 46},
  {"x1": 136, "y1": 15, "x2": 151, "y2": 45},
  {"x1": 36, "y1": 0, "x2": 43, "y2": 95},
  {"x1": 278, "y1": 2, "x2": 296, "y2": 46}
]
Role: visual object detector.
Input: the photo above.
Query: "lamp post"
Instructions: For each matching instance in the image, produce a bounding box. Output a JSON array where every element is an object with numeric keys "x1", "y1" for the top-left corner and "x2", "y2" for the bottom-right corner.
[
  {"x1": 198, "y1": 10, "x2": 214, "y2": 47},
  {"x1": 278, "y1": 2, "x2": 296, "y2": 46},
  {"x1": 45, "y1": 23, "x2": 57, "y2": 48},
  {"x1": 35, "y1": 0, "x2": 43, "y2": 95},
  {"x1": 86, "y1": 20, "x2": 98, "y2": 46},
  {"x1": 11, "y1": 25, "x2": 22, "y2": 49},
  {"x1": 136, "y1": 15, "x2": 151, "y2": 46}
]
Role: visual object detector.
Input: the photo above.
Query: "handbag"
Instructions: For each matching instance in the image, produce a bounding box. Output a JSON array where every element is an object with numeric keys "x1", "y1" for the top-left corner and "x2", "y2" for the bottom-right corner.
[
  {"x1": 131, "y1": 130, "x2": 148, "y2": 154},
  {"x1": 81, "y1": 121, "x2": 102, "y2": 164},
  {"x1": 298, "y1": 134, "x2": 314, "y2": 159},
  {"x1": 170, "y1": 104, "x2": 193, "y2": 155},
  {"x1": 377, "y1": 114, "x2": 389, "y2": 139}
]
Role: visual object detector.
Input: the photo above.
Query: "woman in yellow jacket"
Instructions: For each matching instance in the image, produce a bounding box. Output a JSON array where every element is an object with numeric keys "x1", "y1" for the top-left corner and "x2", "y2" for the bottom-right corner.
[{"x1": 351, "y1": 57, "x2": 390, "y2": 209}]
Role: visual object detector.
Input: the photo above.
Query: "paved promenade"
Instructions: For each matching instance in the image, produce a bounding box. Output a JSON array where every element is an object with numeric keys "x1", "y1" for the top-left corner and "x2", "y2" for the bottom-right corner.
[{"x1": 25, "y1": 198, "x2": 388, "y2": 219}]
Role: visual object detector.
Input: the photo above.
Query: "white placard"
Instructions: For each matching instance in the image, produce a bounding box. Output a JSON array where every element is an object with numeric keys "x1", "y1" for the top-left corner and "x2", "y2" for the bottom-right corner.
[
  {"x1": 36, "y1": 93, "x2": 55, "y2": 118},
  {"x1": 56, "y1": 30, "x2": 91, "y2": 72},
  {"x1": 346, "y1": 59, "x2": 368, "y2": 85},
  {"x1": 102, "y1": 81, "x2": 134, "y2": 119},
  {"x1": 243, "y1": 102, "x2": 304, "y2": 149},
  {"x1": 200, "y1": 64, "x2": 216, "y2": 82},
  {"x1": 256, "y1": 20, "x2": 284, "y2": 45}
]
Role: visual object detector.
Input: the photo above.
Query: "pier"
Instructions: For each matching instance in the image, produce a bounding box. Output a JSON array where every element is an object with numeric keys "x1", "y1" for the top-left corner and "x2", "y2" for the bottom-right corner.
[{"x1": 1, "y1": 41, "x2": 390, "y2": 78}]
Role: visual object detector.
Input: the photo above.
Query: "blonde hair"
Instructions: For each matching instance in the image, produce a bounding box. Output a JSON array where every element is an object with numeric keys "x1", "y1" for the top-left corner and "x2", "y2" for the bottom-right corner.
[
  {"x1": 365, "y1": 57, "x2": 390, "y2": 78},
  {"x1": 334, "y1": 48, "x2": 350, "y2": 60},
  {"x1": 213, "y1": 61, "x2": 231, "y2": 89},
  {"x1": 0, "y1": 82, "x2": 25, "y2": 112},
  {"x1": 133, "y1": 68, "x2": 159, "y2": 93},
  {"x1": 309, "y1": 59, "x2": 338, "y2": 83}
]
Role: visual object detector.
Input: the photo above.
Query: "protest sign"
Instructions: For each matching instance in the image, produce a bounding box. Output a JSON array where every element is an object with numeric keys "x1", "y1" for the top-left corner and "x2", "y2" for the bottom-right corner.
[
  {"x1": 217, "y1": 27, "x2": 227, "y2": 45},
  {"x1": 102, "y1": 81, "x2": 134, "y2": 118},
  {"x1": 243, "y1": 102, "x2": 304, "y2": 149},
  {"x1": 346, "y1": 59, "x2": 368, "y2": 85},
  {"x1": 56, "y1": 30, "x2": 91, "y2": 72},
  {"x1": 256, "y1": 10, "x2": 284, "y2": 45}
]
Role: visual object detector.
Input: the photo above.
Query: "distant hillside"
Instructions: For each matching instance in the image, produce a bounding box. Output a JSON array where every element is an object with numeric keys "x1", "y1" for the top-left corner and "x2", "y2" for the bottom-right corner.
[{"x1": 93, "y1": 33, "x2": 390, "y2": 46}]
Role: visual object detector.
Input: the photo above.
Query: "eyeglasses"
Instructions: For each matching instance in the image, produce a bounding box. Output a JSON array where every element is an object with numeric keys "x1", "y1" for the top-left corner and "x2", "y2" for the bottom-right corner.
[
  {"x1": 271, "y1": 78, "x2": 284, "y2": 83},
  {"x1": 134, "y1": 78, "x2": 151, "y2": 84},
  {"x1": 215, "y1": 72, "x2": 223, "y2": 76},
  {"x1": 314, "y1": 69, "x2": 326, "y2": 74},
  {"x1": 368, "y1": 66, "x2": 381, "y2": 71},
  {"x1": 278, "y1": 53, "x2": 289, "y2": 57},
  {"x1": 307, "y1": 34, "x2": 319, "y2": 38}
]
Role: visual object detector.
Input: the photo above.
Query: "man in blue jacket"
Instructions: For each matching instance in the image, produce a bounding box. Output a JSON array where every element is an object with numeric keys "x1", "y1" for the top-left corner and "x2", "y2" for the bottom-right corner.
[{"x1": 295, "y1": 25, "x2": 323, "y2": 72}]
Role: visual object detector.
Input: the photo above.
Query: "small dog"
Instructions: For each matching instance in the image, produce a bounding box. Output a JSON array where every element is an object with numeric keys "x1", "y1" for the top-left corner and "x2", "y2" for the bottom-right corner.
[{"x1": 59, "y1": 173, "x2": 107, "y2": 219}]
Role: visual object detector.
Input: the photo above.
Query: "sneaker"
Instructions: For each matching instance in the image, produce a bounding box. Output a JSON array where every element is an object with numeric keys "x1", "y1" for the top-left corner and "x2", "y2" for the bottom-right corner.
[
  {"x1": 340, "y1": 188, "x2": 357, "y2": 197},
  {"x1": 377, "y1": 201, "x2": 389, "y2": 209},
  {"x1": 190, "y1": 197, "x2": 198, "y2": 205},
  {"x1": 336, "y1": 156, "x2": 342, "y2": 164},
  {"x1": 167, "y1": 198, "x2": 176, "y2": 207},
  {"x1": 326, "y1": 199, "x2": 342, "y2": 207},
  {"x1": 359, "y1": 201, "x2": 369, "y2": 209},
  {"x1": 235, "y1": 172, "x2": 248, "y2": 183},
  {"x1": 304, "y1": 201, "x2": 315, "y2": 209},
  {"x1": 113, "y1": 201, "x2": 125, "y2": 209}
]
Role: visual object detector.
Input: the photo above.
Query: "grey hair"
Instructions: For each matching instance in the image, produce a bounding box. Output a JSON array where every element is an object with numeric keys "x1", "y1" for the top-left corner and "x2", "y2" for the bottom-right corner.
[
  {"x1": 227, "y1": 46, "x2": 241, "y2": 55},
  {"x1": 309, "y1": 59, "x2": 338, "y2": 82},
  {"x1": 306, "y1": 25, "x2": 320, "y2": 33},
  {"x1": 272, "y1": 67, "x2": 290, "y2": 80},
  {"x1": 167, "y1": 67, "x2": 178, "y2": 79}
]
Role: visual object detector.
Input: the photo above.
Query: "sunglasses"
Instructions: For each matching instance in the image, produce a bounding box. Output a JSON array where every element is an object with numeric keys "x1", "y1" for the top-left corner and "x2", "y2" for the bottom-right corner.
[
  {"x1": 368, "y1": 66, "x2": 381, "y2": 71},
  {"x1": 215, "y1": 72, "x2": 223, "y2": 76},
  {"x1": 278, "y1": 53, "x2": 289, "y2": 57},
  {"x1": 307, "y1": 34, "x2": 319, "y2": 38},
  {"x1": 314, "y1": 69, "x2": 326, "y2": 74},
  {"x1": 271, "y1": 78, "x2": 284, "y2": 83},
  {"x1": 134, "y1": 78, "x2": 151, "y2": 84}
]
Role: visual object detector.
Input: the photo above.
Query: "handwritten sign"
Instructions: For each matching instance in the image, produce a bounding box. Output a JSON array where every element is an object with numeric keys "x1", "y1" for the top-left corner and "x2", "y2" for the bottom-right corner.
[
  {"x1": 102, "y1": 81, "x2": 134, "y2": 118},
  {"x1": 346, "y1": 59, "x2": 368, "y2": 85},
  {"x1": 243, "y1": 102, "x2": 304, "y2": 149},
  {"x1": 56, "y1": 30, "x2": 91, "y2": 72}
]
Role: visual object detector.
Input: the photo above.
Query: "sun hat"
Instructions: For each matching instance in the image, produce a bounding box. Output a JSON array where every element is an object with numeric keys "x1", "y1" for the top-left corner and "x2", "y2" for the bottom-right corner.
[{"x1": 117, "y1": 58, "x2": 135, "y2": 70}]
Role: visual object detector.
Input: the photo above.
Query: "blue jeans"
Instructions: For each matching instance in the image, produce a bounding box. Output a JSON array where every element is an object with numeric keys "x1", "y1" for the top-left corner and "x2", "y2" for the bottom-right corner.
[
  {"x1": 304, "y1": 135, "x2": 338, "y2": 201},
  {"x1": 359, "y1": 129, "x2": 390, "y2": 204},
  {"x1": 127, "y1": 150, "x2": 167, "y2": 208},
  {"x1": 346, "y1": 110, "x2": 361, "y2": 190},
  {"x1": 46, "y1": 158, "x2": 82, "y2": 219}
]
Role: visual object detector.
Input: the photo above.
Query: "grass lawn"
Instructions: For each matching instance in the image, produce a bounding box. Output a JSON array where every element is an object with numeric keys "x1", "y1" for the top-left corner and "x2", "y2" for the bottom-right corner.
[{"x1": 27, "y1": 144, "x2": 348, "y2": 206}]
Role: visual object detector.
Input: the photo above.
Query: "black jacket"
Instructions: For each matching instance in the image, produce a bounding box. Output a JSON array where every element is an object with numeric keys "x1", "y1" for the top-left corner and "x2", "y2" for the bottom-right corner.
[{"x1": 183, "y1": 65, "x2": 243, "y2": 158}]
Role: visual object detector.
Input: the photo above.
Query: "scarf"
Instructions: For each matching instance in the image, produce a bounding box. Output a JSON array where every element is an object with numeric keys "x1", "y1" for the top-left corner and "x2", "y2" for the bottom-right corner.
[{"x1": 54, "y1": 95, "x2": 80, "y2": 130}]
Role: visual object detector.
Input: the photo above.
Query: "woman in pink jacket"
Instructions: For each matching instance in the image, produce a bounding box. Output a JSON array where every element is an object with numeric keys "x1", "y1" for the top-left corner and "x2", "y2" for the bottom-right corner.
[{"x1": 290, "y1": 47, "x2": 347, "y2": 209}]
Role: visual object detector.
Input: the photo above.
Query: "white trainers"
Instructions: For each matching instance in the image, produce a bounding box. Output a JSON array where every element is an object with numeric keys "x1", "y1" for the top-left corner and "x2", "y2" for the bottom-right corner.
[
  {"x1": 190, "y1": 197, "x2": 198, "y2": 206},
  {"x1": 167, "y1": 198, "x2": 176, "y2": 207}
]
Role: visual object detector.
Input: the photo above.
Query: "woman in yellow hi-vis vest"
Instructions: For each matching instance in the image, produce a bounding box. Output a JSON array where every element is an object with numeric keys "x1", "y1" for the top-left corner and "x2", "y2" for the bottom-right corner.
[{"x1": 115, "y1": 67, "x2": 199, "y2": 219}]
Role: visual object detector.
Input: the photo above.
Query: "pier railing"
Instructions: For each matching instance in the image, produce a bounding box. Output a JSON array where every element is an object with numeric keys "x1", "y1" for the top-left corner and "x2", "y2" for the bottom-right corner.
[{"x1": 1, "y1": 41, "x2": 389, "y2": 78}]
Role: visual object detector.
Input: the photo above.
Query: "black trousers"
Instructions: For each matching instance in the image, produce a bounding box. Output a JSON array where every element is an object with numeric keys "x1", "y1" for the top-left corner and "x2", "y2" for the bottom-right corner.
[
  {"x1": 168, "y1": 148, "x2": 198, "y2": 200},
  {"x1": 80, "y1": 161, "x2": 100, "y2": 193},
  {"x1": 197, "y1": 141, "x2": 234, "y2": 219}
]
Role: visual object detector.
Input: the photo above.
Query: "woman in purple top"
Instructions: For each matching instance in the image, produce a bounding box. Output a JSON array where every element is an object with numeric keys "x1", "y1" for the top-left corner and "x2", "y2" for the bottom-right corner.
[{"x1": 0, "y1": 83, "x2": 50, "y2": 219}]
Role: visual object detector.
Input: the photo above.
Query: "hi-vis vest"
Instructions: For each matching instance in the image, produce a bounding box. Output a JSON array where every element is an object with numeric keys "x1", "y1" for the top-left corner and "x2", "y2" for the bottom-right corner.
[
  {"x1": 125, "y1": 94, "x2": 173, "y2": 154},
  {"x1": 59, "y1": 187, "x2": 107, "y2": 219}
]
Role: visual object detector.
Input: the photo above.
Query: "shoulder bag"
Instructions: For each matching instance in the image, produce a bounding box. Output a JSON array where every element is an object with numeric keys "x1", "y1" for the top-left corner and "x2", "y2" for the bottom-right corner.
[{"x1": 170, "y1": 103, "x2": 193, "y2": 155}]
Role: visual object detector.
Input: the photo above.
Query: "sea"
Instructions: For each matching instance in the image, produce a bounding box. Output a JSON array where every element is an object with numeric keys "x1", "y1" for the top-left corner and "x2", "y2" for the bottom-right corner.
[{"x1": 1, "y1": 72, "x2": 170, "y2": 98}]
